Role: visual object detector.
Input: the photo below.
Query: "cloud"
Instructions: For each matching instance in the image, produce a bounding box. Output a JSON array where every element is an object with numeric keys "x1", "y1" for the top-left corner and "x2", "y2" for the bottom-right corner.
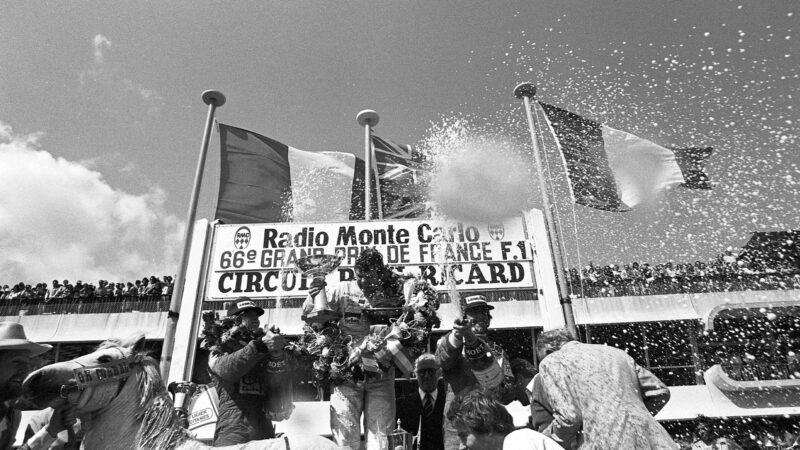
[
  {"x1": 79, "y1": 34, "x2": 112, "y2": 85},
  {"x1": 123, "y1": 78, "x2": 164, "y2": 104},
  {"x1": 0, "y1": 121, "x2": 183, "y2": 284},
  {"x1": 78, "y1": 35, "x2": 163, "y2": 110}
]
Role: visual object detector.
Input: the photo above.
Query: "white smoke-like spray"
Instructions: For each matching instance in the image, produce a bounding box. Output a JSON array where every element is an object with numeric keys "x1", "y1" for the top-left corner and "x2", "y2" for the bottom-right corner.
[{"x1": 420, "y1": 118, "x2": 535, "y2": 222}]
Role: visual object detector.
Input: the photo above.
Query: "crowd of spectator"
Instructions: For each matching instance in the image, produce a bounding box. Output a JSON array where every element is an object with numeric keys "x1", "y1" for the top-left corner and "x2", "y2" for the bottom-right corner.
[
  {"x1": 566, "y1": 250, "x2": 800, "y2": 298},
  {"x1": 0, "y1": 275, "x2": 174, "y2": 315},
  {"x1": 665, "y1": 416, "x2": 800, "y2": 449}
]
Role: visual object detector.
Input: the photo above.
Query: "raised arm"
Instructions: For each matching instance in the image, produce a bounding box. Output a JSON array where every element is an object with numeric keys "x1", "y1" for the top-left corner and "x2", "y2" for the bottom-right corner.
[{"x1": 208, "y1": 340, "x2": 268, "y2": 382}]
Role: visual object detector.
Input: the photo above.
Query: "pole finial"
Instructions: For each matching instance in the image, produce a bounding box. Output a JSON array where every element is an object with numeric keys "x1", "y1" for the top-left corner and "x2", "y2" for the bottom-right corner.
[
  {"x1": 202, "y1": 90, "x2": 226, "y2": 107},
  {"x1": 513, "y1": 83, "x2": 537, "y2": 99},
  {"x1": 356, "y1": 109, "x2": 380, "y2": 127}
]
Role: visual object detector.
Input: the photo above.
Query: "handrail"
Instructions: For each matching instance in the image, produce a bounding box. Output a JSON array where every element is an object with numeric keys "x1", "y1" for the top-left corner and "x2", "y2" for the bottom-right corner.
[
  {"x1": 0, "y1": 295, "x2": 170, "y2": 316},
  {"x1": 568, "y1": 272, "x2": 800, "y2": 298},
  {"x1": 721, "y1": 362, "x2": 800, "y2": 381}
]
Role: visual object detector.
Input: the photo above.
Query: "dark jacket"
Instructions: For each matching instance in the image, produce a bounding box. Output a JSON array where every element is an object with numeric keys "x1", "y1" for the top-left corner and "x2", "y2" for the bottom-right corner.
[
  {"x1": 530, "y1": 373, "x2": 556, "y2": 433},
  {"x1": 434, "y1": 332, "x2": 516, "y2": 402},
  {"x1": 207, "y1": 340, "x2": 275, "y2": 445},
  {"x1": 0, "y1": 402, "x2": 21, "y2": 450},
  {"x1": 396, "y1": 380, "x2": 447, "y2": 450}
]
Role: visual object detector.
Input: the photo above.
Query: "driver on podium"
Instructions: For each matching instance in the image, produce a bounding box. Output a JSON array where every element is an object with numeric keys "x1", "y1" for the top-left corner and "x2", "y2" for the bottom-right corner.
[
  {"x1": 435, "y1": 295, "x2": 516, "y2": 450},
  {"x1": 207, "y1": 299, "x2": 286, "y2": 445},
  {"x1": 303, "y1": 248, "x2": 415, "y2": 450}
]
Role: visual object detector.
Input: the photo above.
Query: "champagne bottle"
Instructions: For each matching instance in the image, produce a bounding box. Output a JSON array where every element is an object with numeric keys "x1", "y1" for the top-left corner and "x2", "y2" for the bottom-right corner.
[
  {"x1": 463, "y1": 334, "x2": 504, "y2": 389},
  {"x1": 265, "y1": 351, "x2": 294, "y2": 421}
]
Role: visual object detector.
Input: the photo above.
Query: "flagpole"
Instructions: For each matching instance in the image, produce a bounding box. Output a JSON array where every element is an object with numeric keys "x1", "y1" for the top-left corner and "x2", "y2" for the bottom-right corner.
[
  {"x1": 371, "y1": 154, "x2": 384, "y2": 220},
  {"x1": 514, "y1": 82, "x2": 578, "y2": 337},
  {"x1": 160, "y1": 89, "x2": 226, "y2": 380},
  {"x1": 356, "y1": 110, "x2": 379, "y2": 220}
]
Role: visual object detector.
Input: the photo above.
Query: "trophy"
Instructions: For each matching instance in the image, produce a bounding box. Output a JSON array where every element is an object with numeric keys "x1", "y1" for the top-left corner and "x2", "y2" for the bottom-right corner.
[
  {"x1": 168, "y1": 381, "x2": 198, "y2": 429},
  {"x1": 387, "y1": 419, "x2": 413, "y2": 450},
  {"x1": 297, "y1": 254, "x2": 343, "y2": 323}
]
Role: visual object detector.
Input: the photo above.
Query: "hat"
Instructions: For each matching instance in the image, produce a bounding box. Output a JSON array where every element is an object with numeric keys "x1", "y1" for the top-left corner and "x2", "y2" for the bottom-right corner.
[
  {"x1": 0, "y1": 322, "x2": 52, "y2": 356},
  {"x1": 227, "y1": 298, "x2": 264, "y2": 317},
  {"x1": 463, "y1": 295, "x2": 494, "y2": 311},
  {"x1": 414, "y1": 353, "x2": 440, "y2": 372}
]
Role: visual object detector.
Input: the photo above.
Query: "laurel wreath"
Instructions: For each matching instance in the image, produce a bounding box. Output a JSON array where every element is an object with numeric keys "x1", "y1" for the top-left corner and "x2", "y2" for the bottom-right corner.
[
  {"x1": 286, "y1": 277, "x2": 440, "y2": 388},
  {"x1": 199, "y1": 312, "x2": 266, "y2": 356}
]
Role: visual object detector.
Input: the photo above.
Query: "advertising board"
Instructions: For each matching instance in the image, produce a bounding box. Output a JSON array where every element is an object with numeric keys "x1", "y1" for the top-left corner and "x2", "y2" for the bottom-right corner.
[{"x1": 206, "y1": 216, "x2": 538, "y2": 299}]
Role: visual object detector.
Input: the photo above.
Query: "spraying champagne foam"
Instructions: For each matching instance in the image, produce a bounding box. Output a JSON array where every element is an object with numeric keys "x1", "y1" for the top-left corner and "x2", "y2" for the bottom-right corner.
[{"x1": 426, "y1": 124, "x2": 535, "y2": 222}]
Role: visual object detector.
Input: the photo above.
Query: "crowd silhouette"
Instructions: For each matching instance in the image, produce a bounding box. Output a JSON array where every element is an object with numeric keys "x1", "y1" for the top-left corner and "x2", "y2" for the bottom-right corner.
[
  {"x1": 0, "y1": 275, "x2": 173, "y2": 315},
  {"x1": 566, "y1": 250, "x2": 800, "y2": 298}
]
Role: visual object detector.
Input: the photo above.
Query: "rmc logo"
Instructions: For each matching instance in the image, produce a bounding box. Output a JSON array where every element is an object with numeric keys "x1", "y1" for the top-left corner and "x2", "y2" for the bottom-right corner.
[
  {"x1": 487, "y1": 222, "x2": 504, "y2": 241},
  {"x1": 234, "y1": 226, "x2": 251, "y2": 250}
]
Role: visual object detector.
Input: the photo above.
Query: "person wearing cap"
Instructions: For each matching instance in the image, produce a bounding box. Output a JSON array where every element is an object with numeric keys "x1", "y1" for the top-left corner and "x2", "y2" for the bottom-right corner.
[
  {"x1": 207, "y1": 298, "x2": 286, "y2": 445},
  {"x1": 435, "y1": 294, "x2": 516, "y2": 450},
  {"x1": 0, "y1": 321, "x2": 74, "y2": 450},
  {"x1": 396, "y1": 353, "x2": 447, "y2": 450}
]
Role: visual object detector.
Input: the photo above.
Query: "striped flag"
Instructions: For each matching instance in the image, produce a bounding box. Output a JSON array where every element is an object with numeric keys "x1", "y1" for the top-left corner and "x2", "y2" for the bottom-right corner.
[
  {"x1": 215, "y1": 124, "x2": 375, "y2": 224},
  {"x1": 537, "y1": 102, "x2": 713, "y2": 212},
  {"x1": 372, "y1": 134, "x2": 428, "y2": 219}
]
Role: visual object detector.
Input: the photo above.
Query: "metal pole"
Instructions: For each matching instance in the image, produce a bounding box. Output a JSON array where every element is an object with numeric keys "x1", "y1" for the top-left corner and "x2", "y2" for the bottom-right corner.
[
  {"x1": 160, "y1": 90, "x2": 226, "y2": 380},
  {"x1": 514, "y1": 82, "x2": 578, "y2": 337},
  {"x1": 356, "y1": 110, "x2": 379, "y2": 220}
]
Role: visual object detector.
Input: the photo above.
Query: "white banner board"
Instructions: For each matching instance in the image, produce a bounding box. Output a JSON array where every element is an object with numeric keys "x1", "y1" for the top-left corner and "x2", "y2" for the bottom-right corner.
[{"x1": 207, "y1": 217, "x2": 539, "y2": 299}]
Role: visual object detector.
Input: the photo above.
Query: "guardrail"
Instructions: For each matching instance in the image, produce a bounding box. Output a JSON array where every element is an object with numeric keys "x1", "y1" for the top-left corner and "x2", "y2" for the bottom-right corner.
[
  {"x1": 0, "y1": 295, "x2": 170, "y2": 316},
  {"x1": 1, "y1": 289, "x2": 542, "y2": 317},
  {"x1": 722, "y1": 363, "x2": 800, "y2": 381},
  {"x1": 568, "y1": 272, "x2": 800, "y2": 298}
]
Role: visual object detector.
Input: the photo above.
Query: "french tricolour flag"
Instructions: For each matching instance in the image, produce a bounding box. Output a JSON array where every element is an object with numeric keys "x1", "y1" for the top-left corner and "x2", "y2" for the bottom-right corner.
[
  {"x1": 215, "y1": 123, "x2": 375, "y2": 224},
  {"x1": 537, "y1": 102, "x2": 713, "y2": 212}
]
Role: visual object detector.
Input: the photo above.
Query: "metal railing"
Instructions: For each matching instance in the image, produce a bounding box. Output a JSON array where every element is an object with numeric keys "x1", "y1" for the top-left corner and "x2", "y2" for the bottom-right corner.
[
  {"x1": 568, "y1": 272, "x2": 800, "y2": 298},
  {"x1": 722, "y1": 363, "x2": 800, "y2": 381},
  {"x1": 0, "y1": 295, "x2": 170, "y2": 316}
]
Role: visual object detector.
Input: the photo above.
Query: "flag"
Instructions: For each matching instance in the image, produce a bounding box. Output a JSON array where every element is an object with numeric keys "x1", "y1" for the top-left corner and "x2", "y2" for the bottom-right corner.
[
  {"x1": 537, "y1": 102, "x2": 713, "y2": 212},
  {"x1": 371, "y1": 134, "x2": 428, "y2": 219},
  {"x1": 216, "y1": 124, "x2": 371, "y2": 224}
]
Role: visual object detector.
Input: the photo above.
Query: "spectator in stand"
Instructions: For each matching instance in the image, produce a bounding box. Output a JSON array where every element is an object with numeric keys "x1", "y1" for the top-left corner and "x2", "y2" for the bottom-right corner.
[
  {"x1": 33, "y1": 283, "x2": 46, "y2": 300},
  {"x1": 162, "y1": 276, "x2": 173, "y2": 296},
  {"x1": 7, "y1": 284, "x2": 22, "y2": 300},
  {"x1": 78, "y1": 283, "x2": 92, "y2": 299},
  {"x1": 123, "y1": 282, "x2": 137, "y2": 296},
  {"x1": 691, "y1": 417, "x2": 743, "y2": 449},
  {"x1": 138, "y1": 277, "x2": 148, "y2": 297},
  {"x1": 71, "y1": 281, "x2": 83, "y2": 299},
  {"x1": 114, "y1": 282, "x2": 124, "y2": 297},
  {"x1": 95, "y1": 280, "x2": 109, "y2": 298},
  {"x1": 0, "y1": 285, "x2": 8, "y2": 300},
  {"x1": 145, "y1": 276, "x2": 163, "y2": 296},
  {"x1": 45, "y1": 280, "x2": 59, "y2": 302},
  {"x1": 21, "y1": 285, "x2": 34, "y2": 300}
]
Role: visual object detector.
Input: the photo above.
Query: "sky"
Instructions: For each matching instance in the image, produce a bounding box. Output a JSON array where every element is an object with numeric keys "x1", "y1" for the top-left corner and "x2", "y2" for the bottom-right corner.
[{"x1": 1, "y1": 1, "x2": 797, "y2": 284}]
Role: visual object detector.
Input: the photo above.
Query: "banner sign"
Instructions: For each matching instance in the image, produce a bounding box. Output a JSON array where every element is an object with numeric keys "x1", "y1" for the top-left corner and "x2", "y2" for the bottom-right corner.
[{"x1": 207, "y1": 217, "x2": 537, "y2": 299}]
